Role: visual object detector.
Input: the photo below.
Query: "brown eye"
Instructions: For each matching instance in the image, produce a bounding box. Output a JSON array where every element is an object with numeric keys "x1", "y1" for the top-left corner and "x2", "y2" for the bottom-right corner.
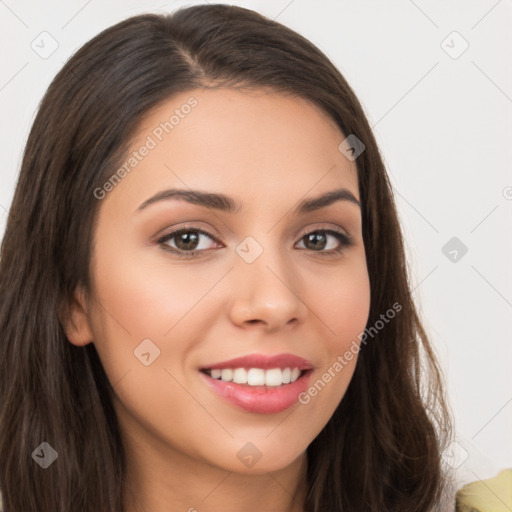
[
  {"x1": 296, "y1": 229, "x2": 353, "y2": 254},
  {"x1": 157, "y1": 228, "x2": 219, "y2": 256}
]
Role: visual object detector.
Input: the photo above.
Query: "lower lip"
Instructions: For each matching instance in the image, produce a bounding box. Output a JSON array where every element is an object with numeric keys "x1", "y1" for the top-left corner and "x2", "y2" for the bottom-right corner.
[{"x1": 199, "y1": 370, "x2": 312, "y2": 414}]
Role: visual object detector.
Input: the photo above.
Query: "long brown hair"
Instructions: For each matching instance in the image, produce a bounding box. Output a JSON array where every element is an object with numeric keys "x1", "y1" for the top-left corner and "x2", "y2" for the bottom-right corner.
[{"x1": 0, "y1": 5, "x2": 453, "y2": 511}]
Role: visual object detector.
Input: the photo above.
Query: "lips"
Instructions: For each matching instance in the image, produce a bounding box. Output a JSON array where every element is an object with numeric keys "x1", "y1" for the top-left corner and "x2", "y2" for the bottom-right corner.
[{"x1": 199, "y1": 353, "x2": 314, "y2": 414}]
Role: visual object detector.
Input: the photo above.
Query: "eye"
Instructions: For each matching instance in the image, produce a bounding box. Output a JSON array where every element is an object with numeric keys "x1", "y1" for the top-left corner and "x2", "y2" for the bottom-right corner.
[
  {"x1": 295, "y1": 228, "x2": 353, "y2": 255},
  {"x1": 157, "y1": 227, "x2": 220, "y2": 256}
]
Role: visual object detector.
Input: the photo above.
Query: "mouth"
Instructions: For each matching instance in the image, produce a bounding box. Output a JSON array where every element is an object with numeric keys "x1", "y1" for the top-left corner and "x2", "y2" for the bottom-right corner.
[{"x1": 198, "y1": 353, "x2": 314, "y2": 414}]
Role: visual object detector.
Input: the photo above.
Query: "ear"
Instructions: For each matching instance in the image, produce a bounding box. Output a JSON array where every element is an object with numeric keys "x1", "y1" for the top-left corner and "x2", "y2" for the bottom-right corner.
[{"x1": 60, "y1": 286, "x2": 94, "y2": 347}]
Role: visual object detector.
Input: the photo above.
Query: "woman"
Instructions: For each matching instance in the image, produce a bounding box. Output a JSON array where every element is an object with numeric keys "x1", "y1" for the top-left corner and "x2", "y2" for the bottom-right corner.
[{"x1": 0, "y1": 4, "x2": 454, "y2": 511}]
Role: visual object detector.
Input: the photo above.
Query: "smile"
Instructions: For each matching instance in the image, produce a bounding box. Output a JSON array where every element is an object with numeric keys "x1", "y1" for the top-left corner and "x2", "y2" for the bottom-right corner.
[{"x1": 199, "y1": 353, "x2": 314, "y2": 414}]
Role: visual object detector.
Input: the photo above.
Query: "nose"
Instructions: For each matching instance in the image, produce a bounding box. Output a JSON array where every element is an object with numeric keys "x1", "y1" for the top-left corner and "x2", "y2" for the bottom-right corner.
[{"x1": 228, "y1": 243, "x2": 308, "y2": 332}]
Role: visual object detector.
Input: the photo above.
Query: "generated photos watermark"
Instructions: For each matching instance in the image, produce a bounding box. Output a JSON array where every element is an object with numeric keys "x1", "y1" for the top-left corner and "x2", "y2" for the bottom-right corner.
[
  {"x1": 93, "y1": 97, "x2": 198, "y2": 200},
  {"x1": 298, "y1": 301, "x2": 402, "y2": 405}
]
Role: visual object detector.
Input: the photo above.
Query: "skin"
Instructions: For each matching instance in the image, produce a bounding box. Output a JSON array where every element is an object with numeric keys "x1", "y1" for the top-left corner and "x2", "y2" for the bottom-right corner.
[{"x1": 65, "y1": 88, "x2": 371, "y2": 512}]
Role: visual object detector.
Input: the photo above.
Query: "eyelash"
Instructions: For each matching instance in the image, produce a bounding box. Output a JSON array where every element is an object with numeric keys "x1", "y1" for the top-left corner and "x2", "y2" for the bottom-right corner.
[{"x1": 156, "y1": 225, "x2": 354, "y2": 259}]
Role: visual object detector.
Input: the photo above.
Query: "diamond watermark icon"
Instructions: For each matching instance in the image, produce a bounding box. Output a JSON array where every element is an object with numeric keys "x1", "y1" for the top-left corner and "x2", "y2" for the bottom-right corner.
[
  {"x1": 441, "y1": 31, "x2": 469, "y2": 60},
  {"x1": 236, "y1": 236, "x2": 263, "y2": 264},
  {"x1": 32, "y1": 442, "x2": 58, "y2": 469},
  {"x1": 31, "y1": 31, "x2": 59, "y2": 59},
  {"x1": 338, "y1": 134, "x2": 365, "y2": 161},
  {"x1": 442, "y1": 236, "x2": 468, "y2": 263},
  {"x1": 134, "y1": 338, "x2": 161, "y2": 366},
  {"x1": 237, "y1": 442, "x2": 262, "y2": 468},
  {"x1": 442, "y1": 440, "x2": 469, "y2": 470}
]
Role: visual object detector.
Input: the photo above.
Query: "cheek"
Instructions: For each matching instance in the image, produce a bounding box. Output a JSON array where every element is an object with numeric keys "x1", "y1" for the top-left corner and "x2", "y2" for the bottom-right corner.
[
  {"x1": 327, "y1": 276, "x2": 370, "y2": 342},
  {"x1": 83, "y1": 248, "x2": 161, "y2": 384},
  {"x1": 310, "y1": 252, "x2": 371, "y2": 351},
  {"x1": 297, "y1": 255, "x2": 370, "y2": 414},
  {"x1": 88, "y1": 236, "x2": 232, "y2": 390},
  {"x1": 87, "y1": 249, "x2": 226, "y2": 456},
  {"x1": 91, "y1": 240, "x2": 218, "y2": 341}
]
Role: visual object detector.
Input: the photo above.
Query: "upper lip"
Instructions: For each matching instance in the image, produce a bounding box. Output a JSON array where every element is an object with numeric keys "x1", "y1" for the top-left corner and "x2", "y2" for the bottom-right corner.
[{"x1": 200, "y1": 353, "x2": 314, "y2": 371}]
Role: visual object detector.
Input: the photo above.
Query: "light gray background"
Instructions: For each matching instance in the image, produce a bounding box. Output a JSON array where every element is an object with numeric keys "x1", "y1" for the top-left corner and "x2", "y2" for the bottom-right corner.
[{"x1": 1, "y1": 0, "x2": 511, "y2": 486}]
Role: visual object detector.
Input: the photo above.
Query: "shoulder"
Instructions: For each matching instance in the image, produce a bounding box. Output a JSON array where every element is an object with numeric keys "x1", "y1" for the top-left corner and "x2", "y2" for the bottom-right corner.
[{"x1": 456, "y1": 469, "x2": 512, "y2": 511}]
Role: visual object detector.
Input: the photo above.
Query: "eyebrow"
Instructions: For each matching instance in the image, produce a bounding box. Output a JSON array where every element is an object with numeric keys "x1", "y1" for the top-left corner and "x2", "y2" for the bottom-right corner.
[{"x1": 135, "y1": 187, "x2": 360, "y2": 214}]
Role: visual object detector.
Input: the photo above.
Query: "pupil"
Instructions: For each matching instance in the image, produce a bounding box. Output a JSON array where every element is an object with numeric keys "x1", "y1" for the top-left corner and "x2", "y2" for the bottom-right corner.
[
  {"x1": 178, "y1": 232, "x2": 198, "y2": 250},
  {"x1": 306, "y1": 232, "x2": 326, "y2": 250}
]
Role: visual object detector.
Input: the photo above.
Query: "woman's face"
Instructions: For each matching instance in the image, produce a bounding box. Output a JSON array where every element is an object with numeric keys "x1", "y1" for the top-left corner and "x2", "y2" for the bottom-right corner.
[{"x1": 71, "y1": 88, "x2": 370, "y2": 474}]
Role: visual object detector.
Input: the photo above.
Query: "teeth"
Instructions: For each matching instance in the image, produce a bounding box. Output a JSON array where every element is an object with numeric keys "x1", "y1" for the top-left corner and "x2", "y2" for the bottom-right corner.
[
  {"x1": 232, "y1": 368, "x2": 247, "y2": 384},
  {"x1": 221, "y1": 369, "x2": 233, "y2": 382},
  {"x1": 247, "y1": 368, "x2": 265, "y2": 386},
  {"x1": 265, "y1": 368, "x2": 282, "y2": 386},
  {"x1": 206, "y1": 367, "x2": 303, "y2": 386}
]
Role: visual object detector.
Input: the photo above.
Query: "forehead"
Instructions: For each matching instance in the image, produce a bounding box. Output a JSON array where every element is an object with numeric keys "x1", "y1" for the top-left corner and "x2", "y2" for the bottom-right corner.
[{"x1": 101, "y1": 87, "x2": 359, "y2": 214}]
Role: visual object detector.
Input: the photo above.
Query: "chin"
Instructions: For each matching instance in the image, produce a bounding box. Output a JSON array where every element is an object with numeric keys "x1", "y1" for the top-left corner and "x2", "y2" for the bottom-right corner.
[{"x1": 203, "y1": 438, "x2": 308, "y2": 476}]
